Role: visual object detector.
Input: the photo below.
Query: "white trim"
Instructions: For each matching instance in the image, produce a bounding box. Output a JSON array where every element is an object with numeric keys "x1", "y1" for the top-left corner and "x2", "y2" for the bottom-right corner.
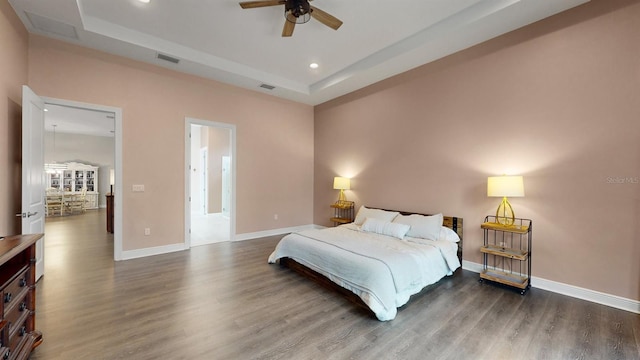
[
  {"x1": 121, "y1": 224, "x2": 322, "y2": 259},
  {"x1": 184, "y1": 121, "x2": 191, "y2": 247},
  {"x1": 462, "y1": 260, "x2": 484, "y2": 273},
  {"x1": 463, "y1": 260, "x2": 640, "y2": 314},
  {"x1": 532, "y1": 277, "x2": 640, "y2": 314},
  {"x1": 234, "y1": 224, "x2": 321, "y2": 242},
  {"x1": 121, "y1": 243, "x2": 188, "y2": 261},
  {"x1": 41, "y1": 97, "x2": 123, "y2": 261}
]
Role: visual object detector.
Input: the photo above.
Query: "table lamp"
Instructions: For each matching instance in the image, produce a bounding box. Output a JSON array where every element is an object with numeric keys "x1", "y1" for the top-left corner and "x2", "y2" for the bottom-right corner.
[
  {"x1": 109, "y1": 169, "x2": 115, "y2": 195},
  {"x1": 333, "y1": 177, "x2": 350, "y2": 203},
  {"x1": 487, "y1": 175, "x2": 524, "y2": 226}
]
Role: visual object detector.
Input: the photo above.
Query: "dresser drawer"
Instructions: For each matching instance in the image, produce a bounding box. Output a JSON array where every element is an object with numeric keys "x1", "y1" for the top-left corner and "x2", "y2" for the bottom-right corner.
[
  {"x1": 2, "y1": 268, "x2": 29, "y2": 313},
  {"x1": 0, "y1": 319, "x2": 6, "y2": 346},
  {"x1": 8, "y1": 315, "x2": 31, "y2": 356},
  {"x1": 0, "y1": 235, "x2": 42, "y2": 360},
  {"x1": 3, "y1": 292, "x2": 30, "y2": 331}
]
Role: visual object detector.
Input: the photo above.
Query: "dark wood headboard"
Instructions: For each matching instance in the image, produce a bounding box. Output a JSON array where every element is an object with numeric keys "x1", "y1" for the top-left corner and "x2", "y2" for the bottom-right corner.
[{"x1": 368, "y1": 207, "x2": 463, "y2": 270}]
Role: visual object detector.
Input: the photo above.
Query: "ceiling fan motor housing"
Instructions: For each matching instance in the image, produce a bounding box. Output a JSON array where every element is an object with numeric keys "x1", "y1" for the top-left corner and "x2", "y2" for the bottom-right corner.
[{"x1": 285, "y1": 0, "x2": 311, "y2": 23}]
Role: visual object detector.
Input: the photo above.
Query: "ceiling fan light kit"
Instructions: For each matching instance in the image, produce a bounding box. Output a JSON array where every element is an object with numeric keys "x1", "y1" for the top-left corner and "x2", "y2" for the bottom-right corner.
[
  {"x1": 239, "y1": 0, "x2": 342, "y2": 37},
  {"x1": 285, "y1": 0, "x2": 311, "y2": 24}
]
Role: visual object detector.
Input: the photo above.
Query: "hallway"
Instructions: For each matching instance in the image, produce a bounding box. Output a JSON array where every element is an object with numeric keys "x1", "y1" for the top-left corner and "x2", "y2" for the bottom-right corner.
[
  {"x1": 191, "y1": 212, "x2": 230, "y2": 245},
  {"x1": 42, "y1": 210, "x2": 114, "y2": 279}
]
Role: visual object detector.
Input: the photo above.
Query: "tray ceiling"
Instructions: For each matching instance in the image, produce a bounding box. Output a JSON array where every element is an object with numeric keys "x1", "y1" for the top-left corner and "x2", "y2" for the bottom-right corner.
[{"x1": 9, "y1": 0, "x2": 589, "y2": 105}]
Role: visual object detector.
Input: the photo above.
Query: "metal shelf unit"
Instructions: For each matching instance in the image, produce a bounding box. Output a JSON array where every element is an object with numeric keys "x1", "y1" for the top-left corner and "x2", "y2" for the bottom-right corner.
[{"x1": 479, "y1": 215, "x2": 532, "y2": 295}]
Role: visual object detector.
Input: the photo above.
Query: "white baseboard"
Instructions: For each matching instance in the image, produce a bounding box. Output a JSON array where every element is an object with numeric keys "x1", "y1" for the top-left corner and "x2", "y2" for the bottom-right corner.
[
  {"x1": 119, "y1": 224, "x2": 321, "y2": 260},
  {"x1": 234, "y1": 224, "x2": 321, "y2": 241},
  {"x1": 121, "y1": 243, "x2": 188, "y2": 260},
  {"x1": 463, "y1": 260, "x2": 640, "y2": 314},
  {"x1": 462, "y1": 260, "x2": 484, "y2": 274}
]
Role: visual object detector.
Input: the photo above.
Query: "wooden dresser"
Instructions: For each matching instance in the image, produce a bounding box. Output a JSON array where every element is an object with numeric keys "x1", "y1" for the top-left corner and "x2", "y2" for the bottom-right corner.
[
  {"x1": 0, "y1": 234, "x2": 43, "y2": 360},
  {"x1": 106, "y1": 194, "x2": 114, "y2": 233}
]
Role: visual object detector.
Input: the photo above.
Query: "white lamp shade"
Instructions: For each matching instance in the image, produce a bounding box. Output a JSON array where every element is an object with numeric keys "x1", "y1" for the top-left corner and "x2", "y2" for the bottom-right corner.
[
  {"x1": 110, "y1": 169, "x2": 115, "y2": 185},
  {"x1": 333, "y1": 177, "x2": 350, "y2": 190},
  {"x1": 487, "y1": 175, "x2": 524, "y2": 197}
]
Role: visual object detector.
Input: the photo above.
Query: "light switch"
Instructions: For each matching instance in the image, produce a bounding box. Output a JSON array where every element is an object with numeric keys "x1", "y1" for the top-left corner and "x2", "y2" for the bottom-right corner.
[{"x1": 132, "y1": 184, "x2": 145, "y2": 192}]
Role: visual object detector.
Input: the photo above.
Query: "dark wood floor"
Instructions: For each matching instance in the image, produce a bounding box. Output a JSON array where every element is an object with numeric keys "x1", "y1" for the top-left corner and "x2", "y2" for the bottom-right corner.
[{"x1": 31, "y1": 210, "x2": 640, "y2": 359}]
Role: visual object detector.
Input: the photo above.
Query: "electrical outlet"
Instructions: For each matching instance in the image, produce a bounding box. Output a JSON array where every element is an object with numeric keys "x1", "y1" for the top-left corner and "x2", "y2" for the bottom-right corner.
[
  {"x1": 132, "y1": 184, "x2": 145, "y2": 192},
  {"x1": 274, "y1": 214, "x2": 278, "y2": 220},
  {"x1": 144, "y1": 228, "x2": 151, "y2": 236}
]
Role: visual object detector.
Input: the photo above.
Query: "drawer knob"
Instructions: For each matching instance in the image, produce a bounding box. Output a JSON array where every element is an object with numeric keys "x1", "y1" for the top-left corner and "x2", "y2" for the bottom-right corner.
[
  {"x1": 19, "y1": 278, "x2": 27, "y2": 287},
  {"x1": 3, "y1": 350, "x2": 9, "y2": 360},
  {"x1": 3, "y1": 292, "x2": 11, "y2": 303},
  {"x1": 19, "y1": 302, "x2": 27, "y2": 311},
  {"x1": 19, "y1": 326, "x2": 26, "y2": 337}
]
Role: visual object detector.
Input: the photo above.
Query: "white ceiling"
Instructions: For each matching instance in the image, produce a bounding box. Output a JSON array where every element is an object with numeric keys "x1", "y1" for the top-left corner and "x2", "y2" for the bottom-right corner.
[
  {"x1": 44, "y1": 104, "x2": 115, "y2": 137},
  {"x1": 9, "y1": 0, "x2": 589, "y2": 106}
]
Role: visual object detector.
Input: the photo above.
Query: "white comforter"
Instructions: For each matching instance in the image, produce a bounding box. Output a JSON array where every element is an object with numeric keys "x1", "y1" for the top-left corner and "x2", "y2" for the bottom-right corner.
[{"x1": 268, "y1": 224, "x2": 460, "y2": 321}]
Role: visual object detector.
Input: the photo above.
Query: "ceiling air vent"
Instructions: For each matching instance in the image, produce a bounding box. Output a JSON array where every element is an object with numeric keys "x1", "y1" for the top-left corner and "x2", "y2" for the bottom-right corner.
[
  {"x1": 26, "y1": 12, "x2": 78, "y2": 40},
  {"x1": 259, "y1": 84, "x2": 276, "y2": 90},
  {"x1": 156, "y1": 53, "x2": 180, "y2": 64}
]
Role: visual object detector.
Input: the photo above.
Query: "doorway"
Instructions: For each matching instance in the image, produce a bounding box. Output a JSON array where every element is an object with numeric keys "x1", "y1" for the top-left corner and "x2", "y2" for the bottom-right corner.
[
  {"x1": 185, "y1": 118, "x2": 236, "y2": 247},
  {"x1": 44, "y1": 104, "x2": 115, "y2": 210},
  {"x1": 43, "y1": 97, "x2": 123, "y2": 260}
]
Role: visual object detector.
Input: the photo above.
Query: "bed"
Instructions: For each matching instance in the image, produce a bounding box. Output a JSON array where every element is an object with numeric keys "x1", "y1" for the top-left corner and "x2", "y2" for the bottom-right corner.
[{"x1": 268, "y1": 206, "x2": 463, "y2": 321}]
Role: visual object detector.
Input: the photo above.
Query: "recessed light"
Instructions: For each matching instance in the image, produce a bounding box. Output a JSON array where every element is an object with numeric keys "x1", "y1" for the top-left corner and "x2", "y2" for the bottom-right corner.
[
  {"x1": 138, "y1": 0, "x2": 150, "y2": 3},
  {"x1": 309, "y1": 63, "x2": 319, "y2": 69}
]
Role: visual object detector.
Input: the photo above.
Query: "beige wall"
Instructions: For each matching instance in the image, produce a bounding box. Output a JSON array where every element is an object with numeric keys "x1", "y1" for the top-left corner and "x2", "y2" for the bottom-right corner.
[
  {"x1": 28, "y1": 36, "x2": 314, "y2": 250},
  {"x1": 315, "y1": 0, "x2": 640, "y2": 301},
  {"x1": 0, "y1": 1, "x2": 28, "y2": 236}
]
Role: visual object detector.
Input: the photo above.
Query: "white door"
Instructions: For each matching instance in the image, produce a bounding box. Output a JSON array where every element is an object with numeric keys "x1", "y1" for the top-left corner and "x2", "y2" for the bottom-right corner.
[
  {"x1": 189, "y1": 125, "x2": 202, "y2": 214},
  {"x1": 200, "y1": 148, "x2": 208, "y2": 214},
  {"x1": 21, "y1": 86, "x2": 46, "y2": 281},
  {"x1": 221, "y1": 156, "x2": 231, "y2": 217}
]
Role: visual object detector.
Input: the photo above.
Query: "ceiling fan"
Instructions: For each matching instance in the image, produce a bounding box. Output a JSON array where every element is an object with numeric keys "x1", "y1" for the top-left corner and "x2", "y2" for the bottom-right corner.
[{"x1": 239, "y1": 0, "x2": 343, "y2": 37}]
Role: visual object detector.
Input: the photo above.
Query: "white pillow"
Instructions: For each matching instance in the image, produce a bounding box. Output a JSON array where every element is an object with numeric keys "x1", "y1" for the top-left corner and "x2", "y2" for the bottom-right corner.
[
  {"x1": 392, "y1": 213, "x2": 443, "y2": 241},
  {"x1": 361, "y1": 218, "x2": 410, "y2": 240},
  {"x1": 439, "y1": 226, "x2": 461, "y2": 243},
  {"x1": 353, "y1": 206, "x2": 400, "y2": 225}
]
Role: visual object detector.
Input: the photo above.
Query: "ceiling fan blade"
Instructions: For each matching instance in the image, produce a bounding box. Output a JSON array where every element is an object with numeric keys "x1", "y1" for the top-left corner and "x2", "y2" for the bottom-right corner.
[
  {"x1": 310, "y1": 6, "x2": 343, "y2": 30},
  {"x1": 282, "y1": 15, "x2": 296, "y2": 37},
  {"x1": 239, "y1": 0, "x2": 285, "y2": 9}
]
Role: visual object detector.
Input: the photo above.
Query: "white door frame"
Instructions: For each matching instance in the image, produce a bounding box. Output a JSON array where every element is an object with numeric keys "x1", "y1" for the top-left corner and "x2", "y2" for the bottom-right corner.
[
  {"x1": 43, "y1": 96, "x2": 124, "y2": 261},
  {"x1": 185, "y1": 117, "x2": 236, "y2": 247}
]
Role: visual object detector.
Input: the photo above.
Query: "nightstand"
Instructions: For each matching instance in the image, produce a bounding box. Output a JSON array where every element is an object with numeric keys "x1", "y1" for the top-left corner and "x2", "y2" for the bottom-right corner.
[
  {"x1": 479, "y1": 215, "x2": 532, "y2": 294},
  {"x1": 330, "y1": 201, "x2": 354, "y2": 226}
]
